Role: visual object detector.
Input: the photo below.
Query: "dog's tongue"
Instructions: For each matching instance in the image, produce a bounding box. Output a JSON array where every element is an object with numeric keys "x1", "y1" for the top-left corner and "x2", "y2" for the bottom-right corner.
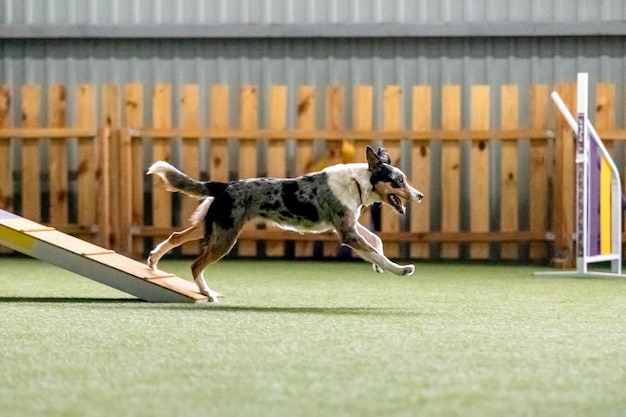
[{"x1": 389, "y1": 195, "x2": 405, "y2": 214}]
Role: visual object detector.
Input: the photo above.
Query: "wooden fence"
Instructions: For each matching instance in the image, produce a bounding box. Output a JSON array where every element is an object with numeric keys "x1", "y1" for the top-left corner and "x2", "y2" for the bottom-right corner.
[{"x1": 2, "y1": 82, "x2": 626, "y2": 265}]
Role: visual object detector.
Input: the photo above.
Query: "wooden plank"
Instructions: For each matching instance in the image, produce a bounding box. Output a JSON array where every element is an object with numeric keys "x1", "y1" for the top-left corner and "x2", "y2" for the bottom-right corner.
[
  {"x1": 27, "y1": 229, "x2": 114, "y2": 256},
  {"x1": 123, "y1": 84, "x2": 145, "y2": 257},
  {"x1": 48, "y1": 84, "x2": 69, "y2": 226},
  {"x1": 131, "y1": 127, "x2": 547, "y2": 142},
  {"x1": 85, "y1": 252, "x2": 176, "y2": 279},
  {"x1": 147, "y1": 276, "x2": 208, "y2": 300},
  {"x1": 151, "y1": 84, "x2": 173, "y2": 233},
  {"x1": 323, "y1": 86, "x2": 344, "y2": 257},
  {"x1": 266, "y1": 85, "x2": 288, "y2": 257},
  {"x1": 76, "y1": 84, "x2": 96, "y2": 233},
  {"x1": 553, "y1": 83, "x2": 577, "y2": 267},
  {"x1": 209, "y1": 85, "x2": 229, "y2": 183},
  {"x1": 410, "y1": 86, "x2": 432, "y2": 259},
  {"x1": 0, "y1": 127, "x2": 93, "y2": 138},
  {"x1": 0, "y1": 216, "x2": 55, "y2": 232},
  {"x1": 440, "y1": 85, "x2": 461, "y2": 259},
  {"x1": 0, "y1": 209, "x2": 205, "y2": 303},
  {"x1": 102, "y1": 84, "x2": 119, "y2": 249},
  {"x1": 353, "y1": 85, "x2": 374, "y2": 230},
  {"x1": 238, "y1": 85, "x2": 259, "y2": 257},
  {"x1": 381, "y1": 85, "x2": 403, "y2": 259},
  {"x1": 20, "y1": 84, "x2": 41, "y2": 221},
  {"x1": 500, "y1": 85, "x2": 519, "y2": 260},
  {"x1": 595, "y1": 84, "x2": 615, "y2": 153},
  {"x1": 117, "y1": 128, "x2": 133, "y2": 256},
  {"x1": 528, "y1": 85, "x2": 549, "y2": 260},
  {"x1": 95, "y1": 127, "x2": 111, "y2": 249},
  {"x1": 6, "y1": 240, "x2": 204, "y2": 302},
  {"x1": 180, "y1": 84, "x2": 201, "y2": 256},
  {"x1": 469, "y1": 85, "x2": 490, "y2": 259},
  {"x1": 294, "y1": 86, "x2": 315, "y2": 257},
  {"x1": 324, "y1": 85, "x2": 345, "y2": 168},
  {"x1": 0, "y1": 85, "x2": 12, "y2": 211}
]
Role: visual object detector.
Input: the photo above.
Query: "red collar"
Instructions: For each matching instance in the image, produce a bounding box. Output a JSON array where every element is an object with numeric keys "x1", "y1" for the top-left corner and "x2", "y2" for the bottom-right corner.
[{"x1": 353, "y1": 178, "x2": 364, "y2": 206}]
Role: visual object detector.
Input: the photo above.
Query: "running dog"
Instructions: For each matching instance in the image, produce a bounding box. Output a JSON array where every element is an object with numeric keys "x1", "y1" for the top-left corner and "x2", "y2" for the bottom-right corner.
[{"x1": 147, "y1": 146, "x2": 424, "y2": 302}]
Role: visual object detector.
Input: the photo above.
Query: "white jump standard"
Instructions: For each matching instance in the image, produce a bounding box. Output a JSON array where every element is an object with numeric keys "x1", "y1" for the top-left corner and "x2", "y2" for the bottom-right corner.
[{"x1": 536, "y1": 73, "x2": 626, "y2": 278}]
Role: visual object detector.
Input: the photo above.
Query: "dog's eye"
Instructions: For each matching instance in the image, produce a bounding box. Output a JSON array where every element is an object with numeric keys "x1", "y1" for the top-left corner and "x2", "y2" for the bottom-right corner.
[{"x1": 397, "y1": 177, "x2": 404, "y2": 184}]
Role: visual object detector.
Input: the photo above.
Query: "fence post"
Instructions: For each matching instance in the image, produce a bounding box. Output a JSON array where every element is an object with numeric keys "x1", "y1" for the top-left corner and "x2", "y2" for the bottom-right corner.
[
  {"x1": 469, "y1": 85, "x2": 491, "y2": 259},
  {"x1": 48, "y1": 84, "x2": 69, "y2": 226},
  {"x1": 0, "y1": 85, "x2": 12, "y2": 211},
  {"x1": 529, "y1": 85, "x2": 550, "y2": 261},
  {"x1": 76, "y1": 84, "x2": 97, "y2": 235},
  {"x1": 20, "y1": 84, "x2": 42, "y2": 221},
  {"x1": 552, "y1": 84, "x2": 577, "y2": 268},
  {"x1": 96, "y1": 126, "x2": 111, "y2": 249},
  {"x1": 410, "y1": 85, "x2": 432, "y2": 259},
  {"x1": 180, "y1": 84, "x2": 201, "y2": 256},
  {"x1": 440, "y1": 85, "x2": 462, "y2": 259},
  {"x1": 118, "y1": 128, "x2": 133, "y2": 256},
  {"x1": 123, "y1": 83, "x2": 145, "y2": 257}
]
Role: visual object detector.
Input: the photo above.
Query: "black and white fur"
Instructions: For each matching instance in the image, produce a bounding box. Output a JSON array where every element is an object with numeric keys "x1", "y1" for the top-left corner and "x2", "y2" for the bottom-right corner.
[{"x1": 147, "y1": 146, "x2": 424, "y2": 302}]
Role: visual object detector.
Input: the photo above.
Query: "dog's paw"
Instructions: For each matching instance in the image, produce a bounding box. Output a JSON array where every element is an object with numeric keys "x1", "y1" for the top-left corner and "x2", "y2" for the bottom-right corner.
[
  {"x1": 147, "y1": 255, "x2": 157, "y2": 271},
  {"x1": 202, "y1": 288, "x2": 224, "y2": 303},
  {"x1": 401, "y1": 264, "x2": 415, "y2": 276},
  {"x1": 372, "y1": 264, "x2": 384, "y2": 274}
]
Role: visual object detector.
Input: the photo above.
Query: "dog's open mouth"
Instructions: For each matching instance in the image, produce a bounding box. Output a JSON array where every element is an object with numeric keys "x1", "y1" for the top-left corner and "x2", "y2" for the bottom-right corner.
[{"x1": 388, "y1": 194, "x2": 406, "y2": 215}]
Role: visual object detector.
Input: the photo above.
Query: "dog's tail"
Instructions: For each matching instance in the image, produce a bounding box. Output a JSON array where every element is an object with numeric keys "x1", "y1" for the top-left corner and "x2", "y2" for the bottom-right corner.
[{"x1": 147, "y1": 161, "x2": 227, "y2": 198}]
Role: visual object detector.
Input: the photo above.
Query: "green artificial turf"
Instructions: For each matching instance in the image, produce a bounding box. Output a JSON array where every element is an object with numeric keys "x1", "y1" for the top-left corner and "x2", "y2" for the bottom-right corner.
[{"x1": 1, "y1": 257, "x2": 626, "y2": 417}]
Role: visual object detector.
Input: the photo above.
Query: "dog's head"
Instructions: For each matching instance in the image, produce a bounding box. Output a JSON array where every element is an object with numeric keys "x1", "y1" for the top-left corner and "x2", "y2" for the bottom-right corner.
[{"x1": 366, "y1": 146, "x2": 424, "y2": 215}]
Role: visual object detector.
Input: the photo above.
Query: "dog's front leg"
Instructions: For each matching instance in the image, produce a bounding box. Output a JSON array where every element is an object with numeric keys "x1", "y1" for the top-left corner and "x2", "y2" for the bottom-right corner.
[
  {"x1": 339, "y1": 229, "x2": 414, "y2": 276},
  {"x1": 355, "y1": 223, "x2": 385, "y2": 273}
]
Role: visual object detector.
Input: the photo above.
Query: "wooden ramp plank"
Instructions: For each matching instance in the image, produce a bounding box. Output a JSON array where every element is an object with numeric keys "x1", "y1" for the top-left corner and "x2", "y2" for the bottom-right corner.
[
  {"x1": 85, "y1": 252, "x2": 176, "y2": 279},
  {"x1": 0, "y1": 209, "x2": 207, "y2": 303},
  {"x1": 149, "y1": 276, "x2": 208, "y2": 299},
  {"x1": 0, "y1": 216, "x2": 55, "y2": 232},
  {"x1": 25, "y1": 230, "x2": 114, "y2": 256}
]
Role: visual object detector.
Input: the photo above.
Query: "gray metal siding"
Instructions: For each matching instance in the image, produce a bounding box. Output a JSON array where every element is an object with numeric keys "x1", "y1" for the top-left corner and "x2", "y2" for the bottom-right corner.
[
  {"x1": 3, "y1": 0, "x2": 626, "y2": 24},
  {"x1": 2, "y1": 36, "x2": 626, "y2": 128}
]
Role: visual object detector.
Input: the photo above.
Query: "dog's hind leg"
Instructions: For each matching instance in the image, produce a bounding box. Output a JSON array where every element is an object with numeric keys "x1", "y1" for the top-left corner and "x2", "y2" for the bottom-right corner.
[
  {"x1": 191, "y1": 228, "x2": 240, "y2": 302},
  {"x1": 147, "y1": 224, "x2": 204, "y2": 270}
]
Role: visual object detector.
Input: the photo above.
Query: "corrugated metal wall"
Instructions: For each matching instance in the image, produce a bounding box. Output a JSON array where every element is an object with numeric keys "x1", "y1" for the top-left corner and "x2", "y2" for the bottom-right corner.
[
  {"x1": 2, "y1": 0, "x2": 626, "y2": 24},
  {"x1": 2, "y1": 38, "x2": 625, "y2": 128},
  {"x1": 2, "y1": 0, "x2": 625, "y2": 128}
]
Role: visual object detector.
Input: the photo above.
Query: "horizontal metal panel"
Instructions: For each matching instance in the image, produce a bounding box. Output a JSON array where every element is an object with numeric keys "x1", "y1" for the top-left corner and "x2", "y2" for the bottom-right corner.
[
  {"x1": 3, "y1": 21, "x2": 626, "y2": 38},
  {"x1": 2, "y1": 0, "x2": 625, "y2": 25}
]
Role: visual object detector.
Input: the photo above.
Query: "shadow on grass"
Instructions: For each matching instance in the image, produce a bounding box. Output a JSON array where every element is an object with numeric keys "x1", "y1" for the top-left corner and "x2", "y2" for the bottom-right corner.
[
  {"x1": 0, "y1": 297, "x2": 421, "y2": 316},
  {"x1": 178, "y1": 304, "x2": 423, "y2": 317},
  {"x1": 0, "y1": 297, "x2": 141, "y2": 304}
]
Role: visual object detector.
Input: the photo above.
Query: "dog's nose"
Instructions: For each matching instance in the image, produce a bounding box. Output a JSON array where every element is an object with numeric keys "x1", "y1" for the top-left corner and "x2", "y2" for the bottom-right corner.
[{"x1": 415, "y1": 191, "x2": 424, "y2": 202}]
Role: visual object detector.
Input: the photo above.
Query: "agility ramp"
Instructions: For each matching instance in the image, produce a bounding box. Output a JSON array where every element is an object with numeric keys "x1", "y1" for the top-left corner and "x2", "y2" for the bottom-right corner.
[
  {"x1": 536, "y1": 73, "x2": 626, "y2": 278},
  {"x1": 0, "y1": 209, "x2": 208, "y2": 303}
]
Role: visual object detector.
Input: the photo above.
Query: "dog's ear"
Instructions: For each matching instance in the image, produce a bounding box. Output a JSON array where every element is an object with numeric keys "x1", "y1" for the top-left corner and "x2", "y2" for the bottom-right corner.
[
  {"x1": 376, "y1": 147, "x2": 391, "y2": 164},
  {"x1": 366, "y1": 146, "x2": 383, "y2": 170}
]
